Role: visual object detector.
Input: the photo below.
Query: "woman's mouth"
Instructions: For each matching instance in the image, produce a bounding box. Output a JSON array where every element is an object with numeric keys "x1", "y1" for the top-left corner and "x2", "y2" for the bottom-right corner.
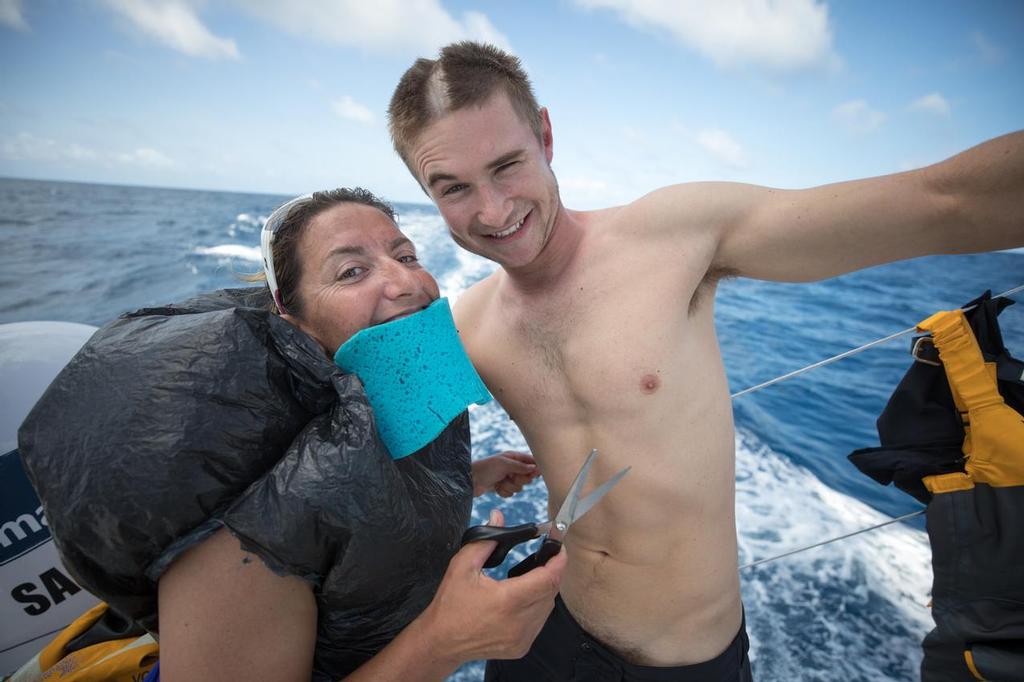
[{"x1": 379, "y1": 305, "x2": 429, "y2": 325}]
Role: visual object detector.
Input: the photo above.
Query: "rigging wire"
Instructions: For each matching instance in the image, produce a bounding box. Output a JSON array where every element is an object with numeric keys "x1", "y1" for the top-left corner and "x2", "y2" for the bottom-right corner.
[
  {"x1": 730, "y1": 283, "x2": 1024, "y2": 400},
  {"x1": 732, "y1": 282, "x2": 1023, "y2": 569},
  {"x1": 740, "y1": 510, "x2": 926, "y2": 570}
]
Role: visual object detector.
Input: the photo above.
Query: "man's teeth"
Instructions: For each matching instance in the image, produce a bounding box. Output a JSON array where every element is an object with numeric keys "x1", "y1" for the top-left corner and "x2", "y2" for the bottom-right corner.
[{"x1": 491, "y1": 218, "x2": 524, "y2": 239}]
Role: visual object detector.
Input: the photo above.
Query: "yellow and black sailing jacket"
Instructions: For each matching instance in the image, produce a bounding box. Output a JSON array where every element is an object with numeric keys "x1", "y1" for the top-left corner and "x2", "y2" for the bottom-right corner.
[{"x1": 850, "y1": 291, "x2": 1024, "y2": 682}]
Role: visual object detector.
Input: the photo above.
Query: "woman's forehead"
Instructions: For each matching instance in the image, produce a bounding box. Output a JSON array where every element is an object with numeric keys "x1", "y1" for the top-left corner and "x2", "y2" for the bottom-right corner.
[
  {"x1": 306, "y1": 203, "x2": 405, "y2": 249},
  {"x1": 307, "y1": 201, "x2": 399, "y2": 236}
]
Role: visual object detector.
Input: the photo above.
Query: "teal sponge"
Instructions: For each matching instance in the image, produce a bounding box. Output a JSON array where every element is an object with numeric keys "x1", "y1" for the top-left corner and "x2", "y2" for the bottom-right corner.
[{"x1": 334, "y1": 298, "x2": 492, "y2": 459}]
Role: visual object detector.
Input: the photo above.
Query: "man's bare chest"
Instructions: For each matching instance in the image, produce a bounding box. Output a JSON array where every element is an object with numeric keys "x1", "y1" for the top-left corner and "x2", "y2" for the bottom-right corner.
[{"x1": 472, "y1": 273, "x2": 703, "y2": 417}]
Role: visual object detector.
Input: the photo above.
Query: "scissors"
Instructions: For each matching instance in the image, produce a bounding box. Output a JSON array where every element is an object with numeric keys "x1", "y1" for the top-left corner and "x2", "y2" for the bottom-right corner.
[{"x1": 461, "y1": 449, "x2": 631, "y2": 577}]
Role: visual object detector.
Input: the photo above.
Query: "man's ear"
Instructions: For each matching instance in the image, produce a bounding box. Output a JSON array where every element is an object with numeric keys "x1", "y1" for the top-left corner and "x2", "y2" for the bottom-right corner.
[{"x1": 539, "y1": 107, "x2": 553, "y2": 164}]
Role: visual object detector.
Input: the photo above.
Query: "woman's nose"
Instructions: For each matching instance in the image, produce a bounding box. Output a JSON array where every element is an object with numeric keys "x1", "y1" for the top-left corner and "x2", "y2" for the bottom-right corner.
[{"x1": 381, "y1": 259, "x2": 420, "y2": 299}]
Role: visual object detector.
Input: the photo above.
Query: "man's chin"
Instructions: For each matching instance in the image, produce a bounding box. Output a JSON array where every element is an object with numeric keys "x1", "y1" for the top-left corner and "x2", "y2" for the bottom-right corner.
[{"x1": 451, "y1": 235, "x2": 502, "y2": 264}]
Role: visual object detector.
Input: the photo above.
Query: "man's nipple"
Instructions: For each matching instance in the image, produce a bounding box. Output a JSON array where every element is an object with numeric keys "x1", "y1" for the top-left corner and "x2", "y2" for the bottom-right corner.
[{"x1": 640, "y1": 373, "x2": 660, "y2": 394}]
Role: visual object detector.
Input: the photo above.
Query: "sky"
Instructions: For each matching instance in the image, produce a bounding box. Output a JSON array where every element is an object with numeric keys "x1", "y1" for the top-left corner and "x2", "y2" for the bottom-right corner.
[{"x1": 1, "y1": 0, "x2": 1021, "y2": 208}]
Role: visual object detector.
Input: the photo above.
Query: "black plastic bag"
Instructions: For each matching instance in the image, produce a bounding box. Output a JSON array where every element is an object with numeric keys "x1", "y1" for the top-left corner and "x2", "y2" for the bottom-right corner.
[{"x1": 19, "y1": 288, "x2": 472, "y2": 680}]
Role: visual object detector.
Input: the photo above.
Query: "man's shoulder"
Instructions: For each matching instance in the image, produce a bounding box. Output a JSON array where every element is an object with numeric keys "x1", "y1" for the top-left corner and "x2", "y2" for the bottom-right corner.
[
  {"x1": 584, "y1": 182, "x2": 742, "y2": 242},
  {"x1": 452, "y1": 273, "x2": 501, "y2": 327},
  {"x1": 636, "y1": 181, "x2": 745, "y2": 215}
]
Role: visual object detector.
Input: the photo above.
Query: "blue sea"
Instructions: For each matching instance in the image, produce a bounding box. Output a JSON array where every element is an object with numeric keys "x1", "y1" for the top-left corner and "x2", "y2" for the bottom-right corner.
[{"x1": 1, "y1": 176, "x2": 1021, "y2": 681}]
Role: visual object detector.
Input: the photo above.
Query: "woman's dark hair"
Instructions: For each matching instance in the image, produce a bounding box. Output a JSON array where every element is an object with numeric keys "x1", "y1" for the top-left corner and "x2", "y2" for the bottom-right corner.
[{"x1": 259, "y1": 187, "x2": 397, "y2": 317}]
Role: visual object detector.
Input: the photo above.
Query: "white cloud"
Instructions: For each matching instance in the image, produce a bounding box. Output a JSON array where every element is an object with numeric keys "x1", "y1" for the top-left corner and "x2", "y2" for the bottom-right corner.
[
  {"x1": 831, "y1": 99, "x2": 885, "y2": 134},
  {"x1": 696, "y1": 128, "x2": 747, "y2": 168},
  {"x1": 564, "y1": 175, "x2": 609, "y2": 192},
  {"x1": 331, "y1": 96, "x2": 375, "y2": 124},
  {"x1": 1, "y1": 133, "x2": 174, "y2": 168},
  {"x1": 897, "y1": 159, "x2": 927, "y2": 173},
  {"x1": 573, "y1": 0, "x2": 837, "y2": 72},
  {"x1": 0, "y1": 0, "x2": 28, "y2": 31},
  {"x1": 117, "y1": 147, "x2": 175, "y2": 167},
  {"x1": 65, "y1": 143, "x2": 101, "y2": 161},
  {"x1": 970, "y1": 30, "x2": 1003, "y2": 64},
  {"x1": 233, "y1": 0, "x2": 512, "y2": 54},
  {"x1": 908, "y1": 92, "x2": 950, "y2": 116},
  {"x1": 559, "y1": 175, "x2": 613, "y2": 206},
  {"x1": 460, "y1": 10, "x2": 511, "y2": 51},
  {"x1": 104, "y1": 0, "x2": 240, "y2": 60},
  {"x1": 1, "y1": 133, "x2": 98, "y2": 161},
  {"x1": 622, "y1": 125, "x2": 648, "y2": 143}
]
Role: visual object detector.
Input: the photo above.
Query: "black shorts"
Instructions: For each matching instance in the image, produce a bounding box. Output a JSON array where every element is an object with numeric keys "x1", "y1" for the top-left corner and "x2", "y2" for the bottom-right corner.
[{"x1": 485, "y1": 596, "x2": 753, "y2": 681}]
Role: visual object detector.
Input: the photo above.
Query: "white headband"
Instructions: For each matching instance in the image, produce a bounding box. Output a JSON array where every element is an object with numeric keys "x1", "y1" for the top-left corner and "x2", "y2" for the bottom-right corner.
[{"x1": 260, "y1": 194, "x2": 313, "y2": 314}]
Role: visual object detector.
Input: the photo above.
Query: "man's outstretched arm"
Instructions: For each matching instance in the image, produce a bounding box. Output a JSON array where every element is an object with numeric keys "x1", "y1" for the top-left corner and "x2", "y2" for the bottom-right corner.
[{"x1": 710, "y1": 130, "x2": 1024, "y2": 282}]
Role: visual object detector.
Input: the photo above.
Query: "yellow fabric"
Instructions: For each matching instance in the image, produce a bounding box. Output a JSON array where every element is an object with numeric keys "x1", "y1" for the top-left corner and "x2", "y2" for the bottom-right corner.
[
  {"x1": 923, "y1": 471, "x2": 975, "y2": 494},
  {"x1": 917, "y1": 309, "x2": 1024, "y2": 490},
  {"x1": 963, "y1": 649, "x2": 986, "y2": 681},
  {"x1": 8, "y1": 603, "x2": 157, "y2": 682},
  {"x1": 35, "y1": 603, "x2": 108, "y2": 670}
]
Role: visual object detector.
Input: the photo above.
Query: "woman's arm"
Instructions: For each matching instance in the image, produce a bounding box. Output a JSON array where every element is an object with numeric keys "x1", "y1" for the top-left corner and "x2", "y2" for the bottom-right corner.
[
  {"x1": 158, "y1": 528, "x2": 318, "y2": 681},
  {"x1": 159, "y1": 513, "x2": 564, "y2": 681}
]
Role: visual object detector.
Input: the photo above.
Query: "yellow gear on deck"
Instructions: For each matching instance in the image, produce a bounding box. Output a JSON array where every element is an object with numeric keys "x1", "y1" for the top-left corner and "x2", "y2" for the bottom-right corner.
[
  {"x1": 918, "y1": 308, "x2": 1024, "y2": 495},
  {"x1": 7, "y1": 603, "x2": 157, "y2": 682}
]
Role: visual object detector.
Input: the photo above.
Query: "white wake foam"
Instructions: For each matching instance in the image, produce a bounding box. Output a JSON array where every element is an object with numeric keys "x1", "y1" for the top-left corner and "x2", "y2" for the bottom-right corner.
[
  {"x1": 193, "y1": 244, "x2": 261, "y2": 262},
  {"x1": 735, "y1": 428, "x2": 932, "y2": 679},
  {"x1": 398, "y1": 209, "x2": 497, "y2": 299},
  {"x1": 225, "y1": 212, "x2": 266, "y2": 238}
]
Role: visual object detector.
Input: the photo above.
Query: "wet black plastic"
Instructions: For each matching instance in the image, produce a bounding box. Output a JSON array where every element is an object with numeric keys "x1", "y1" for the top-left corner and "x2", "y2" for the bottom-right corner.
[{"x1": 18, "y1": 287, "x2": 473, "y2": 681}]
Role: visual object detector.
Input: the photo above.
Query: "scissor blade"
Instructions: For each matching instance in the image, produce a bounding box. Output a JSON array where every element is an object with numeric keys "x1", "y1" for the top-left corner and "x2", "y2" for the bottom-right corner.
[
  {"x1": 570, "y1": 465, "x2": 631, "y2": 524},
  {"x1": 553, "y1": 449, "x2": 598, "y2": 529}
]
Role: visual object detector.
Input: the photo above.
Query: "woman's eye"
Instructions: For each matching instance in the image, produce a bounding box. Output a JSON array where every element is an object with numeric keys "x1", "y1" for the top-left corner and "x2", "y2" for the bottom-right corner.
[{"x1": 339, "y1": 266, "x2": 366, "y2": 280}]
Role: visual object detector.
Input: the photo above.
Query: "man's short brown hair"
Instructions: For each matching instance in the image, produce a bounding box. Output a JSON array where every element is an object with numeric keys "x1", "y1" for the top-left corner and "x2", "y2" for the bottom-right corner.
[{"x1": 388, "y1": 41, "x2": 542, "y2": 180}]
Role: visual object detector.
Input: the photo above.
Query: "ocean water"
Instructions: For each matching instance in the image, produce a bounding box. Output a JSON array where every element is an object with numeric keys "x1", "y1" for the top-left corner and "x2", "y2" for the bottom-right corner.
[{"x1": 2, "y1": 177, "x2": 1021, "y2": 680}]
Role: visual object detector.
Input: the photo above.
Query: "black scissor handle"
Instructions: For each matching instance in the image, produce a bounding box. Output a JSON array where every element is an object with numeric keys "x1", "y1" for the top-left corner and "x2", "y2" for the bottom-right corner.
[
  {"x1": 507, "y1": 537, "x2": 562, "y2": 577},
  {"x1": 461, "y1": 523, "x2": 540, "y2": 568}
]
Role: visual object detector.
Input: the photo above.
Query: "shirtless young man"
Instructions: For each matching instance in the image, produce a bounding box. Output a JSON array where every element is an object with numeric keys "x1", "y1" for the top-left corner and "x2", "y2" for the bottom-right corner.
[{"x1": 387, "y1": 42, "x2": 1024, "y2": 681}]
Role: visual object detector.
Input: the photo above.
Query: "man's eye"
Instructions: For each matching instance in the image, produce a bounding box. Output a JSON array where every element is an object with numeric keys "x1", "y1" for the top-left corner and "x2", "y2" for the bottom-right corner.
[
  {"x1": 442, "y1": 184, "x2": 466, "y2": 196},
  {"x1": 497, "y1": 161, "x2": 518, "y2": 173},
  {"x1": 398, "y1": 254, "x2": 419, "y2": 264},
  {"x1": 340, "y1": 266, "x2": 366, "y2": 280}
]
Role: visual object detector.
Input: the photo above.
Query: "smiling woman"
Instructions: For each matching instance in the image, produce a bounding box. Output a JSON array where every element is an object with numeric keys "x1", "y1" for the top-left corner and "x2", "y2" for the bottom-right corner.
[
  {"x1": 17, "y1": 187, "x2": 560, "y2": 681},
  {"x1": 260, "y1": 190, "x2": 441, "y2": 355}
]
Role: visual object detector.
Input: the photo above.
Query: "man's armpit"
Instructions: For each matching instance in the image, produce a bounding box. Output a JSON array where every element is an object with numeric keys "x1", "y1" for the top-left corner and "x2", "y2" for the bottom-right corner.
[{"x1": 690, "y1": 265, "x2": 738, "y2": 316}]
